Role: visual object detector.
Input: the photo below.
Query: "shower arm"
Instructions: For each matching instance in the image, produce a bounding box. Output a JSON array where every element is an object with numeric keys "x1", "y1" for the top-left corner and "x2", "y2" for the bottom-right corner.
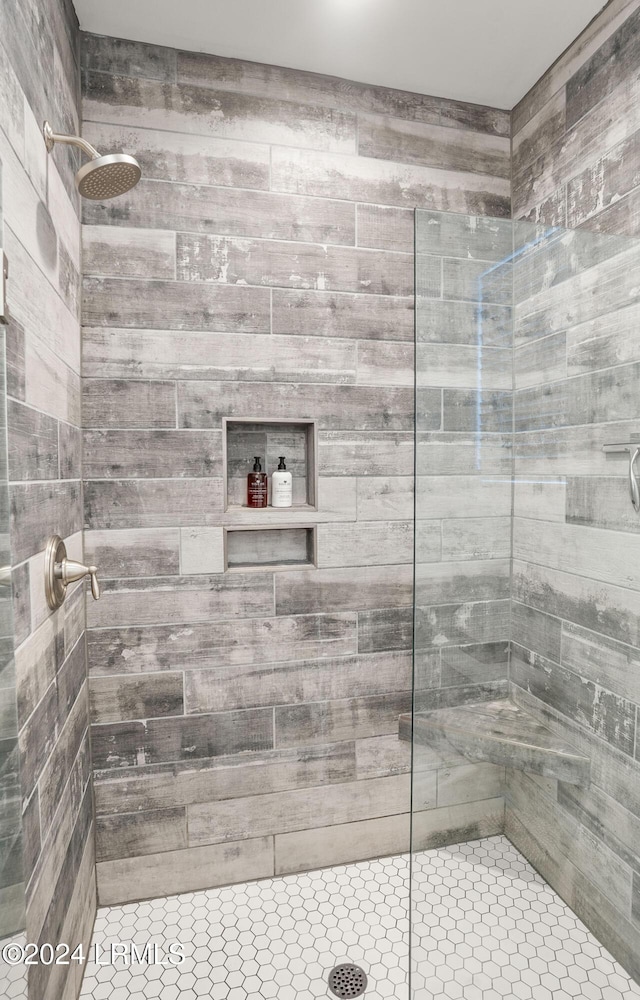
[{"x1": 43, "y1": 121, "x2": 99, "y2": 160}]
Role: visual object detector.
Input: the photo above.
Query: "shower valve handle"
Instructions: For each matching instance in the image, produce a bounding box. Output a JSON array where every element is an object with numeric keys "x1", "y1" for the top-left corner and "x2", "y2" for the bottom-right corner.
[
  {"x1": 58, "y1": 558, "x2": 101, "y2": 601},
  {"x1": 45, "y1": 535, "x2": 101, "y2": 610}
]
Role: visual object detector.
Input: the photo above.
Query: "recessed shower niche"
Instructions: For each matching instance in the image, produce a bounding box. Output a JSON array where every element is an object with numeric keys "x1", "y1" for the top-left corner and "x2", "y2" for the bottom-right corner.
[
  {"x1": 223, "y1": 417, "x2": 318, "y2": 512},
  {"x1": 222, "y1": 418, "x2": 319, "y2": 572},
  {"x1": 224, "y1": 525, "x2": 317, "y2": 571}
]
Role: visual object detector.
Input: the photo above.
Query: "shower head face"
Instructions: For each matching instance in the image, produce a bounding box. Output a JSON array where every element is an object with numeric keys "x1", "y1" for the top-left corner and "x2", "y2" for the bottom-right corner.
[{"x1": 75, "y1": 152, "x2": 141, "y2": 200}]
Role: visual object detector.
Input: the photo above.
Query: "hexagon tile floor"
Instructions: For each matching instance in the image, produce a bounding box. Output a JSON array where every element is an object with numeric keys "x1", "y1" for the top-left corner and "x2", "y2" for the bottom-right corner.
[{"x1": 78, "y1": 835, "x2": 640, "y2": 1000}]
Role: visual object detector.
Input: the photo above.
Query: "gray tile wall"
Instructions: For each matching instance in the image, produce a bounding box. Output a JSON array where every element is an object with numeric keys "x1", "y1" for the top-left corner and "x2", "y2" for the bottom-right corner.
[
  {"x1": 80, "y1": 33, "x2": 511, "y2": 903},
  {"x1": 510, "y1": 0, "x2": 640, "y2": 981},
  {"x1": 0, "y1": 1, "x2": 95, "y2": 998}
]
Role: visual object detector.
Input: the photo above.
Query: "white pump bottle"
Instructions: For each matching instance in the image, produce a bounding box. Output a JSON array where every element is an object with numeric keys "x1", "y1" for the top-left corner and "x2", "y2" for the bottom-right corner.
[{"x1": 271, "y1": 456, "x2": 293, "y2": 507}]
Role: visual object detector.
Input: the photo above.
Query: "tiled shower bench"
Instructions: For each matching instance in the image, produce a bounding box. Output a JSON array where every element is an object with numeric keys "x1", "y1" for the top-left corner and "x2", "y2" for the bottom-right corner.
[{"x1": 399, "y1": 698, "x2": 591, "y2": 787}]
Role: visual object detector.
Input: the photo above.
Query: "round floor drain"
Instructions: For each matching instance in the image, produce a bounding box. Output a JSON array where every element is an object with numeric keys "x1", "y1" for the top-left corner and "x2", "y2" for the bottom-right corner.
[{"x1": 328, "y1": 964, "x2": 368, "y2": 999}]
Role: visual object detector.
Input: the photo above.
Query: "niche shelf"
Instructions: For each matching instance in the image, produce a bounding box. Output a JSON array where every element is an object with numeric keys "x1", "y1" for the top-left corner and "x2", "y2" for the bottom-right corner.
[
  {"x1": 399, "y1": 698, "x2": 591, "y2": 788},
  {"x1": 224, "y1": 525, "x2": 317, "y2": 573},
  {"x1": 223, "y1": 417, "x2": 318, "y2": 514}
]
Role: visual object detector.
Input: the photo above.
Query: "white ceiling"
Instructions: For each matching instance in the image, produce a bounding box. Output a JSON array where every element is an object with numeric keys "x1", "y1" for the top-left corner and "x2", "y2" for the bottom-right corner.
[{"x1": 73, "y1": 0, "x2": 607, "y2": 109}]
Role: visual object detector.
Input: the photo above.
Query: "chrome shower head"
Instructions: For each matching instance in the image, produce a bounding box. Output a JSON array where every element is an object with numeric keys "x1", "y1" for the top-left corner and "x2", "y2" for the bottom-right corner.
[
  {"x1": 75, "y1": 154, "x2": 142, "y2": 200},
  {"x1": 43, "y1": 121, "x2": 141, "y2": 200}
]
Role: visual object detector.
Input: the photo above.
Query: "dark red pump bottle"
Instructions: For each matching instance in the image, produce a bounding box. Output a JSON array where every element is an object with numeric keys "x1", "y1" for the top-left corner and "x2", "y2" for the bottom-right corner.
[{"x1": 247, "y1": 456, "x2": 268, "y2": 508}]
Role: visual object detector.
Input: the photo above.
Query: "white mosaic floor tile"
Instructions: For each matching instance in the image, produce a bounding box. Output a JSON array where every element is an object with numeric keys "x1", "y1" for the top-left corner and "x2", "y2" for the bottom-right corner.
[
  {"x1": 0, "y1": 936, "x2": 28, "y2": 1000},
  {"x1": 78, "y1": 836, "x2": 640, "y2": 1000}
]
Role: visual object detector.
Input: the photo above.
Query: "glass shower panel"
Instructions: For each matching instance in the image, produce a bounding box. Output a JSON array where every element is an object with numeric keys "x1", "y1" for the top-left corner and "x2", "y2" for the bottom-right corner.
[
  {"x1": 410, "y1": 211, "x2": 515, "y2": 1000},
  {"x1": 411, "y1": 207, "x2": 514, "y2": 860},
  {"x1": 411, "y1": 209, "x2": 640, "y2": 993}
]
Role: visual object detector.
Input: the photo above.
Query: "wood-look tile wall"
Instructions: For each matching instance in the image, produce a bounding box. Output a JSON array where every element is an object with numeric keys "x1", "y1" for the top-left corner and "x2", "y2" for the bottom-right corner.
[
  {"x1": 80, "y1": 32, "x2": 511, "y2": 903},
  {"x1": 510, "y1": 0, "x2": 640, "y2": 981},
  {"x1": 0, "y1": 1, "x2": 95, "y2": 999}
]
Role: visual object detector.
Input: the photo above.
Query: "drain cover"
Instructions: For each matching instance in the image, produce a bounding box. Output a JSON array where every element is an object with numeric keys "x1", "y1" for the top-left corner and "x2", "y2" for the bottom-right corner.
[{"x1": 328, "y1": 964, "x2": 368, "y2": 999}]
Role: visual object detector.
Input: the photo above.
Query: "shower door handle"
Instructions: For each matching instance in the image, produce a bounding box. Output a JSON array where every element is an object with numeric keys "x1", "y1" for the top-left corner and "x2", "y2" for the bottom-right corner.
[
  {"x1": 630, "y1": 448, "x2": 640, "y2": 513},
  {"x1": 0, "y1": 250, "x2": 8, "y2": 324},
  {"x1": 602, "y1": 442, "x2": 640, "y2": 512}
]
